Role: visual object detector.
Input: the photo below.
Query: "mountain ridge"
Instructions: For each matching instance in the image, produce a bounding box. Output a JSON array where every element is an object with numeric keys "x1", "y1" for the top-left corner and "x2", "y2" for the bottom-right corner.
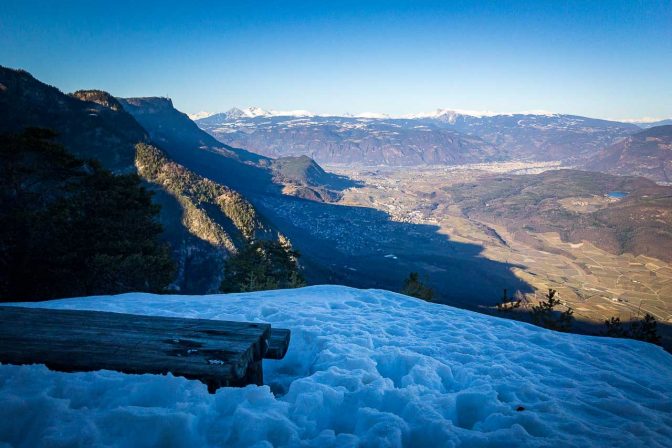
[
  {"x1": 196, "y1": 109, "x2": 639, "y2": 166},
  {"x1": 584, "y1": 125, "x2": 672, "y2": 183},
  {"x1": 0, "y1": 66, "x2": 282, "y2": 293}
]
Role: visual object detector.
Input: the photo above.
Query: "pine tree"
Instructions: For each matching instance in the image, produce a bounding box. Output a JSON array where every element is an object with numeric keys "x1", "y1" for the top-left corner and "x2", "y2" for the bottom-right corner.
[
  {"x1": 220, "y1": 239, "x2": 305, "y2": 293},
  {"x1": 497, "y1": 288, "x2": 521, "y2": 312},
  {"x1": 530, "y1": 289, "x2": 574, "y2": 332},
  {"x1": 629, "y1": 313, "x2": 661, "y2": 345},
  {"x1": 603, "y1": 317, "x2": 627, "y2": 338},
  {"x1": 0, "y1": 129, "x2": 174, "y2": 300},
  {"x1": 401, "y1": 272, "x2": 434, "y2": 301},
  {"x1": 602, "y1": 313, "x2": 661, "y2": 345}
]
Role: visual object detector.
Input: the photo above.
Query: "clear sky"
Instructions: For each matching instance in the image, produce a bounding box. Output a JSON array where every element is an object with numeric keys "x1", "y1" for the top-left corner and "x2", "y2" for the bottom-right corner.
[{"x1": 1, "y1": 0, "x2": 671, "y2": 120}]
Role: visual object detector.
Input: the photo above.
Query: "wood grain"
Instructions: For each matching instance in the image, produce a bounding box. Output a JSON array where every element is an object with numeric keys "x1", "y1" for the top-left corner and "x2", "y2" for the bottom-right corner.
[{"x1": 0, "y1": 306, "x2": 290, "y2": 391}]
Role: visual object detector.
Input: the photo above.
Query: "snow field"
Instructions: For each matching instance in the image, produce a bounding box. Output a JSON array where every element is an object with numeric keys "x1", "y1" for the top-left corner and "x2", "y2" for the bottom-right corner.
[{"x1": 1, "y1": 285, "x2": 671, "y2": 447}]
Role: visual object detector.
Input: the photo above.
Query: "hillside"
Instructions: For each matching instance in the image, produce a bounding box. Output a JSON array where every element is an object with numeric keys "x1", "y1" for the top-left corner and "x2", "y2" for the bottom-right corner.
[
  {"x1": 196, "y1": 109, "x2": 638, "y2": 166},
  {"x1": 447, "y1": 169, "x2": 672, "y2": 262},
  {"x1": 270, "y1": 155, "x2": 360, "y2": 201},
  {"x1": 0, "y1": 130, "x2": 174, "y2": 300},
  {"x1": 2, "y1": 286, "x2": 671, "y2": 447},
  {"x1": 120, "y1": 98, "x2": 348, "y2": 201},
  {"x1": 584, "y1": 125, "x2": 672, "y2": 183},
  {"x1": 0, "y1": 68, "x2": 147, "y2": 172},
  {"x1": 0, "y1": 66, "x2": 275, "y2": 293},
  {"x1": 635, "y1": 119, "x2": 672, "y2": 129}
]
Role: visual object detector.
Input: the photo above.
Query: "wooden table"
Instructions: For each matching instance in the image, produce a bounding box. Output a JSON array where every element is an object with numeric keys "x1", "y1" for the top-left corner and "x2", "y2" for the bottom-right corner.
[{"x1": 0, "y1": 306, "x2": 290, "y2": 392}]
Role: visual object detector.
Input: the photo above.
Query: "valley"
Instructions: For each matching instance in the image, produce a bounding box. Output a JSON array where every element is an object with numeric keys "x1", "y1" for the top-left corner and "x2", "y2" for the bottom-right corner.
[{"x1": 326, "y1": 163, "x2": 672, "y2": 333}]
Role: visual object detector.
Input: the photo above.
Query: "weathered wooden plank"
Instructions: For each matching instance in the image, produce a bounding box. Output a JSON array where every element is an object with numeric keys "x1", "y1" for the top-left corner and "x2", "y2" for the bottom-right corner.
[
  {"x1": 265, "y1": 328, "x2": 291, "y2": 359},
  {"x1": 0, "y1": 306, "x2": 275, "y2": 390}
]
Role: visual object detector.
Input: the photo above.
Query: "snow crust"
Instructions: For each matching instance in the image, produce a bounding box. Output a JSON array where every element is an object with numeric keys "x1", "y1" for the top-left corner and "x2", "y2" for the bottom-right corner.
[{"x1": 1, "y1": 286, "x2": 671, "y2": 447}]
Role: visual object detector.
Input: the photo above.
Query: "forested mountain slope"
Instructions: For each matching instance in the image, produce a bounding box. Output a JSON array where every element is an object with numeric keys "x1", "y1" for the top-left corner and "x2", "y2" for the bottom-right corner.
[
  {"x1": 584, "y1": 125, "x2": 672, "y2": 183},
  {"x1": 0, "y1": 66, "x2": 278, "y2": 294}
]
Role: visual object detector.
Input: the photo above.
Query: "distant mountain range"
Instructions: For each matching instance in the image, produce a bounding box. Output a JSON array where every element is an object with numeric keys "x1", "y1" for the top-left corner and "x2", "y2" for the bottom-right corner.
[
  {"x1": 630, "y1": 119, "x2": 672, "y2": 129},
  {"x1": 195, "y1": 107, "x2": 641, "y2": 166},
  {"x1": 584, "y1": 125, "x2": 672, "y2": 183}
]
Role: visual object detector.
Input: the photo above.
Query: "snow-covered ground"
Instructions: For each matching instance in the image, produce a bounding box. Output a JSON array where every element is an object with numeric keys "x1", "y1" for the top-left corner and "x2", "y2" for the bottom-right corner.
[{"x1": 1, "y1": 286, "x2": 671, "y2": 447}]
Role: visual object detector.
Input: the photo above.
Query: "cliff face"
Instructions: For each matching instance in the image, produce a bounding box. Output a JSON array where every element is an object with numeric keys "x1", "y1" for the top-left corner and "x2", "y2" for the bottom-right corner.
[{"x1": 71, "y1": 90, "x2": 124, "y2": 111}]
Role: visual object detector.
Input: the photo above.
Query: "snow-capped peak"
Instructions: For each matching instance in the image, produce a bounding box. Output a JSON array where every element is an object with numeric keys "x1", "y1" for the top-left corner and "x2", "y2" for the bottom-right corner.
[
  {"x1": 245, "y1": 106, "x2": 272, "y2": 117},
  {"x1": 402, "y1": 108, "x2": 495, "y2": 121},
  {"x1": 222, "y1": 107, "x2": 316, "y2": 118},
  {"x1": 401, "y1": 108, "x2": 559, "y2": 121},
  {"x1": 187, "y1": 111, "x2": 213, "y2": 120},
  {"x1": 212, "y1": 106, "x2": 562, "y2": 121}
]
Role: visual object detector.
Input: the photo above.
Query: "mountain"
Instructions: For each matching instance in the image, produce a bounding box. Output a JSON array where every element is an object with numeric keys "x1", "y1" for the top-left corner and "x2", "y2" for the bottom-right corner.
[
  {"x1": 447, "y1": 169, "x2": 672, "y2": 262},
  {"x1": 187, "y1": 111, "x2": 213, "y2": 120},
  {"x1": 633, "y1": 119, "x2": 672, "y2": 129},
  {"x1": 3, "y1": 286, "x2": 672, "y2": 447},
  {"x1": 0, "y1": 70, "x2": 147, "y2": 172},
  {"x1": 197, "y1": 113, "x2": 501, "y2": 166},
  {"x1": 196, "y1": 109, "x2": 639, "y2": 166},
  {"x1": 270, "y1": 155, "x2": 361, "y2": 201},
  {"x1": 0, "y1": 66, "x2": 275, "y2": 293},
  {"x1": 429, "y1": 113, "x2": 640, "y2": 162},
  {"x1": 118, "y1": 97, "x2": 275, "y2": 193},
  {"x1": 118, "y1": 101, "x2": 534, "y2": 303},
  {"x1": 584, "y1": 125, "x2": 672, "y2": 183},
  {"x1": 119, "y1": 98, "x2": 354, "y2": 201}
]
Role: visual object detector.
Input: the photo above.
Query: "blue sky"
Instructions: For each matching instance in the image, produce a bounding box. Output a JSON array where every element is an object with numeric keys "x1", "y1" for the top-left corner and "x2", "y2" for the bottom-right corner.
[{"x1": 1, "y1": 0, "x2": 670, "y2": 119}]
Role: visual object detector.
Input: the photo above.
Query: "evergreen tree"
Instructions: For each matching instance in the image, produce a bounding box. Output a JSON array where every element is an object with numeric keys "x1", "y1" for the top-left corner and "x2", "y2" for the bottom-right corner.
[
  {"x1": 603, "y1": 317, "x2": 628, "y2": 338},
  {"x1": 530, "y1": 289, "x2": 574, "y2": 332},
  {"x1": 401, "y1": 272, "x2": 434, "y2": 301},
  {"x1": 0, "y1": 129, "x2": 174, "y2": 300},
  {"x1": 629, "y1": 313, "x2": 661, "y2": 345},
  {"x1": 220, "y1": 239, "x2": 306, "y2": 293},
  {"x1": 602, "y1": 313, "x2": 661, "y2": 345},
  {"x1": 497, "y1": 288, "x2": 521, "y2": 312}
]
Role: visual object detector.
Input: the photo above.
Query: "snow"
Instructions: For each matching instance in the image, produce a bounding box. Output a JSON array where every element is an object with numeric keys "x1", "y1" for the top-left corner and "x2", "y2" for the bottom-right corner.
[
  {"x1": 225, "y1": 107, "x2": 316, "y2": 118},
  {"x1": 401, "y1": 109, "x2": 557, "y2": 120},
  {"x1": 1, "y1": 285, "x2": 671, "y2": 447},
  {"x1": 188, "y1": 111, "x2": 214, "y2": 120},
  {"x1": 619, "y1": 117, "x2": 671, "y2": 124},
  {"x1": 350, "y1": 112, "x2": 392, "y2": 119},
  {"x1": 215, "y1": 107, "x2": 561, "y2": 121}
]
